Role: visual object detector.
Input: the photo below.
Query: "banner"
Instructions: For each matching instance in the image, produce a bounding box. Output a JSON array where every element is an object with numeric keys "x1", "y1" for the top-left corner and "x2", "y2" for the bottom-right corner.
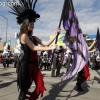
[{"x1": 50, "y1": 34, "x2": 65, "y2": 46}]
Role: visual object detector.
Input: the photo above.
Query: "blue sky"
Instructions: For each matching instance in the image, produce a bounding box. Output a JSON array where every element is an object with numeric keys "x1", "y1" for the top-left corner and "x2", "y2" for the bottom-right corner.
[{"x1": 0, "y1": 0, "x2": 100, "y2": 46}]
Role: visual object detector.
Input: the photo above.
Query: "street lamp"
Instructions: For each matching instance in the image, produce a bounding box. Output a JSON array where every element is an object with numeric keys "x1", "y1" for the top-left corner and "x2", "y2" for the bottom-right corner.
[{"x1": 0, "y1": 14, "x2": 8, "y2": 43}]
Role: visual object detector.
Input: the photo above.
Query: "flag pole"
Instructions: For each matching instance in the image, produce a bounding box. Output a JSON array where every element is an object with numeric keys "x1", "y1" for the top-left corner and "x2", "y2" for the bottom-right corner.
[
  {"x1": 55, "y1": 0, "x2": 66, "y2": 43},
  {"x1": 50, "y1": 0, "x2": 66, "y2": 72}
]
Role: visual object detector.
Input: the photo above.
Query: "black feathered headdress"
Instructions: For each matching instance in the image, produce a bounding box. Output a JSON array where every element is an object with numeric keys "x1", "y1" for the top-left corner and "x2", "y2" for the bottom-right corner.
[{"x1": 7, "y1": 0, "x2": 40, "y2": 24}]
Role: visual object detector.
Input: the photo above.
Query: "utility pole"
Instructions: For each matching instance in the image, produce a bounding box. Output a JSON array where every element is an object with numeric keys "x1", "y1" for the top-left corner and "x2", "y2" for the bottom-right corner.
[{"x1": 0, "y1": 14, "x2": 8, "y2": 43}]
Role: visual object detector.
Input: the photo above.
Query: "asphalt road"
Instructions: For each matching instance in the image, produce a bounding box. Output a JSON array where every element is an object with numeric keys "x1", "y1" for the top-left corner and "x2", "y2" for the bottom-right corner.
[{"x1": 0, "y1": 63, "x2": 100, "y2": 100}]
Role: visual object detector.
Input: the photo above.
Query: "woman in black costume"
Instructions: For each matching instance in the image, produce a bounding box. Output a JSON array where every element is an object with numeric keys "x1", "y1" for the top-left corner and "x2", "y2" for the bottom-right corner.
[
  {"x1": 18, "y1": 21, "x2": 60, "y2": 100},
  {"x1": 7, "y1": 0, "x2": 61, "y2": 100}
]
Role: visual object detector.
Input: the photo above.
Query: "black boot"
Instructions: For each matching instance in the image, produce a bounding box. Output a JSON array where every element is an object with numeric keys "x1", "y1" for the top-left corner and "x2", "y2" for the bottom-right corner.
[
  {"x1": 18, "y1": 91, "x2": 25, "y2": 100},
  {"x1": 76, "y1": 83, "x2": 84, "y2": 92}
]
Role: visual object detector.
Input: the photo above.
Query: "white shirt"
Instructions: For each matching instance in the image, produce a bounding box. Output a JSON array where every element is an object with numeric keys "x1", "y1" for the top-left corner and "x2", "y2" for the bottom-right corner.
[
  {"x1": 65, "y1": 49, "x2": 70, "y2": 58},
  {"x1": 65, "y1": 53, "x2": 68, "y2": 58},
  {"x1": 14, "y1": 45, "x2": 24, "y2": 54},
  {"x1": 2, "y1": 46, "x2": 9, "y2": 55},
  {"x1": 96, "y1": 55, "x2": 100, "y2": 61},
  {"x1": 43, "y1": 51, "x2": 48, "y2": 56},
  {"x1": 14, "y1": 48, "x2": 20, "y2": 54},
  {"x1": 66, "y1": 49, "x2": 72, "y2": 54}
]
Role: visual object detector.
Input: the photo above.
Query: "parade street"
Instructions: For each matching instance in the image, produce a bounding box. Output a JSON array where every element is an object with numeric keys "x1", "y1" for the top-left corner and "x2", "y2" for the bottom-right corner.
[{"x1": 0, "y1": 64, "x2": 100, "y2": 100}]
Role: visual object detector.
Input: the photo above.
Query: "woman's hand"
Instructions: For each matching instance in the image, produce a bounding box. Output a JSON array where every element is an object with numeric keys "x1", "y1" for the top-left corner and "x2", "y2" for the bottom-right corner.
[
  {"x1": 55, "y1": 28, "x2": 61, "y2": 36},
  {"x1": 92, "y1": 39, "x2": 96, "y2": 44},
  {"x1": 50, "y1": 44, "x2": 58, "y2": 50}
]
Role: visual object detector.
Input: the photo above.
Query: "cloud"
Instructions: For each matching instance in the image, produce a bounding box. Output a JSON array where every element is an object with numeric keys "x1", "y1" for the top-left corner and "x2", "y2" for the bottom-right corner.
[
  {"x1": 73, "y1": 0, "x2": 96, "y2": 8},
  {"x1": 0, "y1": 0, "x2": 100, "y2": 46}
]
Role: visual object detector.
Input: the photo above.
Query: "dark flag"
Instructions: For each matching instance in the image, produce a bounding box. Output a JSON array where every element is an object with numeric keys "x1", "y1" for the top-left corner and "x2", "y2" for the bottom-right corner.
[
  {"x1": 96, "y1": 28, "x2": 100, "y2": 51},
  {"x1": 61, "y1": 0, "x2": 90, "y2": 81}
]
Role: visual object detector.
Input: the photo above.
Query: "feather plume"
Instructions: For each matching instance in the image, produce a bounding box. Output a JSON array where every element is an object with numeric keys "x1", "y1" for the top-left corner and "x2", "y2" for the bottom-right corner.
[{"x1": 6, "y1": 0, "x2": 40, "y2": 24}]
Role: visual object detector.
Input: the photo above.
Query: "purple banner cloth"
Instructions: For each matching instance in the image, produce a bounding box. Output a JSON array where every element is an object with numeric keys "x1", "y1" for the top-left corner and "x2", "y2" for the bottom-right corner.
[{"x1": 61, "y1": 0, "x2": 89, "y2": 81}]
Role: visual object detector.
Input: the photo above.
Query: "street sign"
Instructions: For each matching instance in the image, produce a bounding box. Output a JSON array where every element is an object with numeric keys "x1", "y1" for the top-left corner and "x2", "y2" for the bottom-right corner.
[{"x1": 8, "y1": 40, "x2": 11, "y2": 42}]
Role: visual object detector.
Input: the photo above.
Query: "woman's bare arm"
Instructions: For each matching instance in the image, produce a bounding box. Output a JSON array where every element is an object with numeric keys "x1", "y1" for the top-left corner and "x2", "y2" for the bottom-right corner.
[
  {"x1": 21, "y1": 34, "x2": 57, "y2": 51},
  {"x1": 34, "y1": 35, "x2": 57, "y2": 46},
  {"x1": 89, "y1": 49, "x2": 96, "y2": 53},
  {"x1": 88, "y1": 39, "x2": 96, "y2": 50},
  {"x1": 34, "y1": 28, "x2": 60, "y2": 46}
]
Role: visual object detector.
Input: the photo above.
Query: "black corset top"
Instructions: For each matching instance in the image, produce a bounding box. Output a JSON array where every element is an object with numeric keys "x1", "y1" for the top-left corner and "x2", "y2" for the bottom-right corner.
[{"x1": 20, "y1": 36, "x2": 38, "y2": 60}]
